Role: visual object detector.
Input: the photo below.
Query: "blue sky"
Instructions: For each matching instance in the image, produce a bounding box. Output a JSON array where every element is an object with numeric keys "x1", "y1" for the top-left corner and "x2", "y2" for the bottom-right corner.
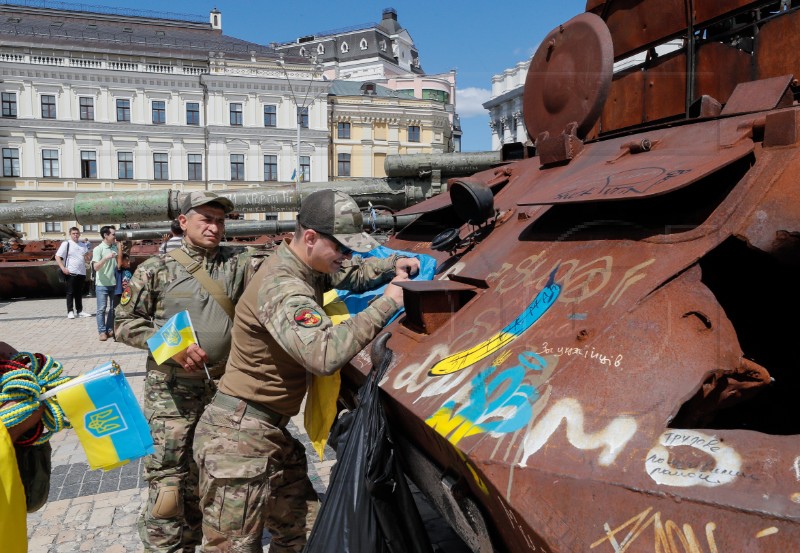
[{"x1": 69, "y1": 0, "x2": 586, "y2": 151}]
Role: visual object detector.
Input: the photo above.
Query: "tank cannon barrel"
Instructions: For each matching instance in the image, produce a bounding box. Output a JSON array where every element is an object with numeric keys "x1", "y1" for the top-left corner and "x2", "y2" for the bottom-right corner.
[
  {"x1": 384, "y1": 151, "x2": 502, "y2": 178},
  {"x1": 115, "y1": 214, "x2": 417, "y2": 241},
  {"x1": 0, "y1": 180, "x2": 431, "y2": 226}
]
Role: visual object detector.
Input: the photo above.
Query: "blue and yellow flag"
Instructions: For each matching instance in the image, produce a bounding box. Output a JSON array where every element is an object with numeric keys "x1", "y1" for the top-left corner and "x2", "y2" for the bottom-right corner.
[
  {"x1": 307, "y1": 246, "x2": 437, "y2": 459},
  {"x1": 146, "y1": 311, "x2": 197, "y2": 365},
  {"x1": 54, "y1": 362, "x2": 154, "y2": 471}
]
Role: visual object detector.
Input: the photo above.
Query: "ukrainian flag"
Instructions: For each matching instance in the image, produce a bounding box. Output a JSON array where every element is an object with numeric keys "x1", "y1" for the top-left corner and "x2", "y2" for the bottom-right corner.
[
  {"x1": 146, "y1": 311, "x2": 197, "y2": 366},
  {"x1": 54, "y1": 362, "x2": 154, "y2": 471},
  {"x1": 307, "y1": 246, "x2": 436, "y2": 459}
]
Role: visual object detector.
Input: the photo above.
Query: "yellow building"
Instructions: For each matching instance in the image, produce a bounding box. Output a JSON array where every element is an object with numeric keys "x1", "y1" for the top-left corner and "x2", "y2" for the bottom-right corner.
[{"x1": 327, "y1": 81, "x2": 453, "y2": 181}]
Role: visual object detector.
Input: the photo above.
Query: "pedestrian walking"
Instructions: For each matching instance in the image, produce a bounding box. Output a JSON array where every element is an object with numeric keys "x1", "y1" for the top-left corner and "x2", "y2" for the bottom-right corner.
[{"x1": 55, "y1": 227, "x2": 92, "y2": 319}]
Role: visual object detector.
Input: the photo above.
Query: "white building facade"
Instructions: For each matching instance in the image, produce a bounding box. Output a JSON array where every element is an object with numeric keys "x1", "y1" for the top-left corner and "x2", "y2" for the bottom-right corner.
[
  {"x1": 0, "y1": 4, "x2": 328, "y2": 239},
  {"x1": 483, "y1": 61, "x2": 530, "y2": 151}
]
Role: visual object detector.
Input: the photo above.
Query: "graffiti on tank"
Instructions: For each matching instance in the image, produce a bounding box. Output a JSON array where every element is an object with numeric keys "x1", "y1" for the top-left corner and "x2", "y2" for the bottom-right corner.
[
  {"x1": 486, "y1": 251, "x2": 653, "y2": 308},
  {"x1": 645, "y1": 430, "x2": 745, "y2": 487},
  {"x1": 537, "y1": 341, "x2": 624, "y2": 369},
  {"x1": 519, "y1": 398, "x2": 637, "y2": 467},
  {"x1": 426, "y1": 350, "x2": 549, "y2": 446},
  {"x1": 498, "y1": 499, "x2": 552, "y2": 552},
  {"x1": 429, "y1": 270, "x2": 561, "y2": 376},
  {"x1": 591, "y1": 506, "x2": 720, "y2": 553}
]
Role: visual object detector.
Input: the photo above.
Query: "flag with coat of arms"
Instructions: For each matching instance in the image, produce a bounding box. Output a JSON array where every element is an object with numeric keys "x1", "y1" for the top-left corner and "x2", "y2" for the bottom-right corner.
[
  {"x1": 44, "y1": 361, "x2": 154, "y2": 471},
  {"x1": 146, "y1": 310, "x2": 197, "y2": 365}
]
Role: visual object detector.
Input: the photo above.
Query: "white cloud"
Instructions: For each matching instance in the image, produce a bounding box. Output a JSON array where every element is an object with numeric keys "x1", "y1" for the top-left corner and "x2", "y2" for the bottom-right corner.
[{"x1": 457, "y1": 87, "x2": 492, "y2": 118}]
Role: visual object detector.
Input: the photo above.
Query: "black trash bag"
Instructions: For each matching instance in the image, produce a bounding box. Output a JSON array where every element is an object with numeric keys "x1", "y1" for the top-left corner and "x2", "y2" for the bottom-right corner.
[{"x1": 305, "y1": 333, "x2": 433, "y2": 553}]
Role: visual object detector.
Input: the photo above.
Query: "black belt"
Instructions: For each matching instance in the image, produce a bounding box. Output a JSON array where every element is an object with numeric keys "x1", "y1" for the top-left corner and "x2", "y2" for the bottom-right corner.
[{"x1": 211, "y1": 391, "x2": 290, "y2": 428}]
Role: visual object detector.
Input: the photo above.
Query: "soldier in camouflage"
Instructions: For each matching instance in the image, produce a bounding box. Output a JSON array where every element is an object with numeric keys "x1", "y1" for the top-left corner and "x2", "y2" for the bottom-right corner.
[
  {"x1": 115, "y1": 191, "x2": 254, "y2": 553},
  {"x1": 193, "y1": 189, "x2": 420, "y2": 552}
]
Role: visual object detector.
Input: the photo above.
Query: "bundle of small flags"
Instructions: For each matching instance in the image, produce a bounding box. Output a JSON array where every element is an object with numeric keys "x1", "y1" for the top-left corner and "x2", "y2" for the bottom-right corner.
[{"x1": 42, "y1": 361, "x2": 154, "y2": 471}]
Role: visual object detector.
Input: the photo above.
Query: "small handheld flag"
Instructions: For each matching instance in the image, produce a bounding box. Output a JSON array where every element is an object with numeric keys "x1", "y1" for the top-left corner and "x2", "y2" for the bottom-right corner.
[
  {"x1": 42, "y1": 361, "x2": 154, "y2": 471},
  {"x1": 146, "y1": 311, "x2": 197, "y2": 366}
]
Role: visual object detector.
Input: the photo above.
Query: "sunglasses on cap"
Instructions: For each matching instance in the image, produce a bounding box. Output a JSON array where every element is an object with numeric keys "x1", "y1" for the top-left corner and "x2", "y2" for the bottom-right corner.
[{"x1": 318, "y1": 232, "x2": 353, "y2": 256}]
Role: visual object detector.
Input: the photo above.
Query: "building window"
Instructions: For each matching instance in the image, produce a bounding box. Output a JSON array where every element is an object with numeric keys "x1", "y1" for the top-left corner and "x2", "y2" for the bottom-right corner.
[
  {"x1": 337, "y1": 122, "x2": 351, "y2": 139},
  {"x1": 337, "y1": 153, "x2": 351, "y2": 177},
  {"x1": 153, "y1": 153, "x2": 169, "y2": 180},
  {"x1": 230, "y1": 154, "x2": 244, "y2": 181},
  {"x1": 263, "y1": 155, "x2": 277, "y2": 181},
  {"x1": 186, "y1": 102, "x2": 200, "y2": 125},
  {"x1": 187, "y1": 154, "x2": 202, "y2": 180},
  {"x1": 341, "y1": 42, "x2": 349, "y2": 54},
  {"x1": 297, "y1": 107, "x2": 308, "y2": 129},
  {"x1": 2, "y1": 148, "x2": 20, "y2": 177},
  {"x1": 300, "y1": 155, "x2": 310, "y2": 182},
  {"x1": 41, "y1": 95, "x2": 56, "y2": 119},
  {"x1": 422, "y1": 89, "x2": 449, "y2": 103},
  {"x1": 263, "y1": 105, "x2": 276, "y2": 127},
  {"x1": 118, "y1": 151, "x2": 133, "y2": 179},
  {"x1": 230, "y1": 103, "x2": 243, "y2": 126},
  {"x1": 42, "y1": 149, "x2": 59, "y2": 177},
  {"x1": 1, "y1": 92, "x2": 17, "y2": 118},
  {"x1": 83, "y1": 224, "x2": 99, "y2": 232},
  {"x1": 45, "y1": 222, "x2": 62, "y2": 232},
  {"x1": 116, "y1": 99, "x2": 131, "y2": 122},
  {"x1": 152, "y1": 101, "x2": 166, "y2": 124},
  {"x1": 408, "y1": 125, "x2": 421, "y2": 142},
  {"x1": 317, "y1": 43, "x2": 324, "y2": 55},
  {"x1": 79, "y1": 97, "x2": 94, "y2": 120},
  {"x1": 359, "y1": 38, "x2": 368, "y2": 50},
  {"x1": 80, "y1": 151, "x2": 97, "y2": 178}
]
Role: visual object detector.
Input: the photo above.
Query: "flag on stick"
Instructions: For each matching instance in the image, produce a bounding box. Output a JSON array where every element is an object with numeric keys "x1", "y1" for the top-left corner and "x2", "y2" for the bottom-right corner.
[
  {"x1": 42, "y1": 361, "x2": 154, "y2": 471},
  {"x1": 146, "y1": 311, "x2": 197, "y2": 366}
]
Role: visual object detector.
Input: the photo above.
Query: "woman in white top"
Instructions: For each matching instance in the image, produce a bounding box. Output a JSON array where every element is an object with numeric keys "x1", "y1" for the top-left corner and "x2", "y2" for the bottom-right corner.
[{"x1": 55, "y1": 227, "x2": 92, "y2": 319}]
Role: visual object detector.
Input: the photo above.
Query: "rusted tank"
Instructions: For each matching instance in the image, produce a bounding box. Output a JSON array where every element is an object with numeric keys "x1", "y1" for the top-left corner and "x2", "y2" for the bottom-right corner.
[{"x1": 335, "y1": 2, "x2": 800, "y2": 552}]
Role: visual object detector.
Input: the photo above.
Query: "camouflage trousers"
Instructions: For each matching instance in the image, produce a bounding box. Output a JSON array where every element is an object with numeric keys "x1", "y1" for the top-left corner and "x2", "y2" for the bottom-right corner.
[
  {"x1": 193, "y1": 398, "x2": 320, "y2": 553},
  {"x1": 139, "y1": 370, "x2": 216, "y2": 553}
]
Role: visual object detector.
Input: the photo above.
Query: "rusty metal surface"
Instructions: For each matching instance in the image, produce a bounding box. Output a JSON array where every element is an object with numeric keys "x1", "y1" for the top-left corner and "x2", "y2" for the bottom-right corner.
[
  {"x1": 694, "y1": 0, "x2": 756, "y2": 25},
  {"x1": 338, "y1": 2, "x2": 800, "y2": 551},
  {"x1": 603, "y1": 0, "x2": 687, "y2": 60},
  {"x1": 755, "y1": 8, "x2": 800, "y2": 81},
  {"x1": 695, "y1": 41, "x2": 753, "y2": 105},
  {"x1": 515, "y1": 116, "x2": 754, "y2": 205},
  {"x1": 523, "y1": 12, "x2": 613, "y2": 143},
  {"x1": 721, "y1": 74, "x2": 794, "y2": 116}
]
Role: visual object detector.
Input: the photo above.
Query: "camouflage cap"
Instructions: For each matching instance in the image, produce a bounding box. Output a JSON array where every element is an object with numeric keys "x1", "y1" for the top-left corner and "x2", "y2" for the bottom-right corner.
[
  {"x1": 298, "y1": 189, "x2": 379, "y2": 253},
  {"x1": 180, "y1": 191, "x2": 234, "y2": 215}
]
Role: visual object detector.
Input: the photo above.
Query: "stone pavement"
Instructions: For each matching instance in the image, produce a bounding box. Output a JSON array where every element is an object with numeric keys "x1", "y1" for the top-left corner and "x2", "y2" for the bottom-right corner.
[{"x1": 0, "y1": 296, "x2": 471, "y2": 553}]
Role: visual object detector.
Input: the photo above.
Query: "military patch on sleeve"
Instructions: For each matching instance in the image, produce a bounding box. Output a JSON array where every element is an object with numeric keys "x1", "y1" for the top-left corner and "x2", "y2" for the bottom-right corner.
[
  {"x1": 294, "y1": 307, "x2": 322, "y2": 328},
  {"x1": 120, "y1": 287, "x2": 131, "y2": 305}
]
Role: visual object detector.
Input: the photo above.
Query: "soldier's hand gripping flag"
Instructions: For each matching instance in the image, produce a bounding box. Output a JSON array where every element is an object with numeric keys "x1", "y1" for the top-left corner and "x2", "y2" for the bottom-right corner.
[
  {"x1": 42, "y1": 361, "x2": 154, "y2": 471},
  {"x1": 146, "y1": 310, "x2": 197, "y2": 366}
]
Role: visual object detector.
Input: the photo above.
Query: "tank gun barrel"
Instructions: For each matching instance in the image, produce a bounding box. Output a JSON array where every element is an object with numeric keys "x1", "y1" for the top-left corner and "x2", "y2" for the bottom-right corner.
[
  {"x1": 116, "y1": 214, "x2": 416, "y2": 241},
  {"x1": 0, "y1": 180, "x2": 430, "y2": 226},
  {"x1": 384, "y1": 151, "x2": 502, "y2": 178}
]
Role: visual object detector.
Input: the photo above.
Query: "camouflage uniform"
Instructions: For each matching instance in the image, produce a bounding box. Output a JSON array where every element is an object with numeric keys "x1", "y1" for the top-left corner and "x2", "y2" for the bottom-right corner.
[
  {"x1": 193, "y1": 240, "x2": 401, "y2": 552},
  {"x1": 115, "y1": 240, "x2": 253, "y2": 553}
]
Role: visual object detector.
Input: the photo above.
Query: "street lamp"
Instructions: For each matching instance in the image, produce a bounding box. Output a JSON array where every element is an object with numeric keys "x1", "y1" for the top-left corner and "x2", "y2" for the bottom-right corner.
[{"x1": 277, "y1": 55, "x2": 326, "y2": 193}]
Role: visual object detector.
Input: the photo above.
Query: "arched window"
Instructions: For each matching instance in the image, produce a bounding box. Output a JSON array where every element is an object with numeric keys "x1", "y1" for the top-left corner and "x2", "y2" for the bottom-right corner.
[
  {"x1": 317, "y1": 43, "x2": 325, "y2": 55},
  {"x1": 359, "y1": 38, "x2": 367, "y2": 50},
  {"x1": 340, "y1": 42, "x2": 349, "y2": 54},
  {"x1": 299, "y1": 47, "x2": 307, "y2": 58}
]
